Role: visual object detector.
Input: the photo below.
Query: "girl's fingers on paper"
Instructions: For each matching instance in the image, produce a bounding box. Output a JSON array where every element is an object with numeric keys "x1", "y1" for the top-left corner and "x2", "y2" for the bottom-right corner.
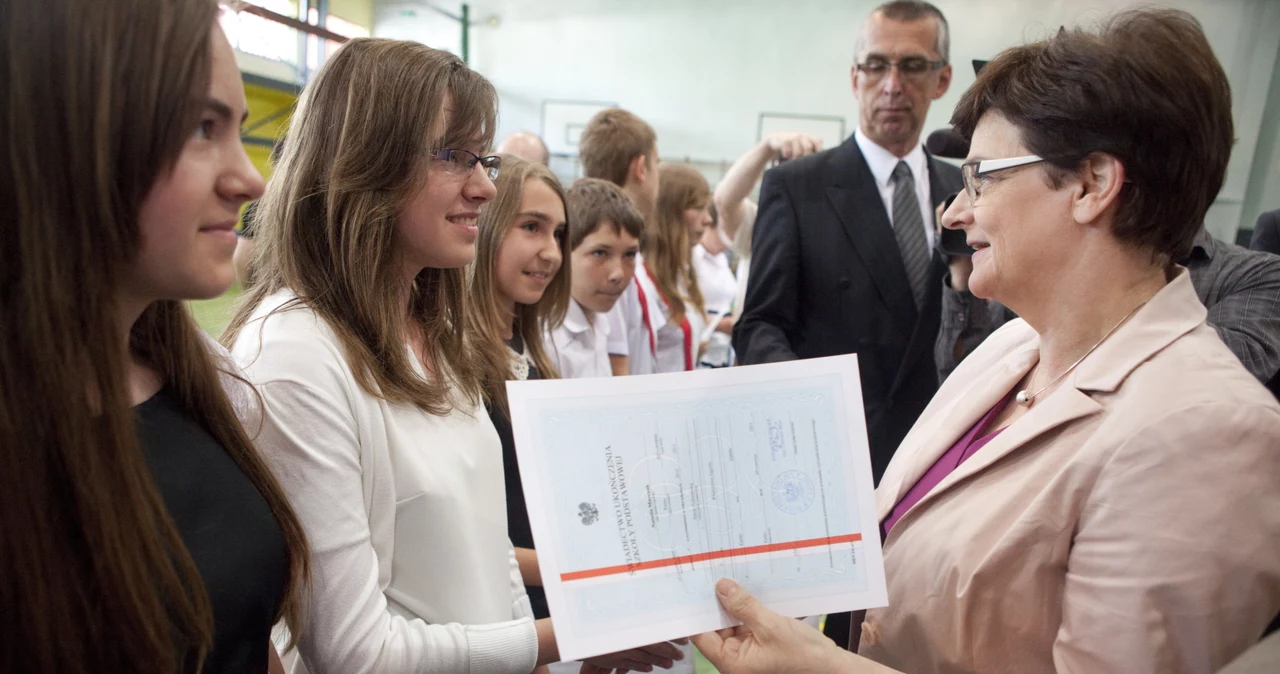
[{"x1": 637, "y1": 641, "x2": 684, "y2": 660}]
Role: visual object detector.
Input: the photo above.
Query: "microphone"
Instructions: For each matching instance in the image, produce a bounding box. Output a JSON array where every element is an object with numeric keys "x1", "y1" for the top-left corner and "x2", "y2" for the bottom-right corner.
[
  {"x1": 925, "y1": 127, "x2": 969, "y2": 160},
  {"x1": 922, "y1": 60, "x2": 986, "y2": 162}
]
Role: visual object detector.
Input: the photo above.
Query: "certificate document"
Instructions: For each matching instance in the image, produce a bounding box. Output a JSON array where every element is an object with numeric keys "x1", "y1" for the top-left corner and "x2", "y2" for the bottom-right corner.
[{"x1": 507, "y1": 355, "x2": 887, "y2": 661}]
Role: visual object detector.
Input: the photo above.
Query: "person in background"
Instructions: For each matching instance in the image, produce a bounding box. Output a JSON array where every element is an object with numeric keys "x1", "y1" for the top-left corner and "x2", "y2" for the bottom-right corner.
[
  {"x1": 233, "y1": 201, "x2": 260, "y2": 288},
  {"x1": 645, "y1": 163, "x2": 712, "y2": 373},
  {"x1": 497, "y1": 131, "x2": 551, "y2": 166},
  {"x1": 1, "y1": 0, "x2": 310, "y2": 671},
  {"x1": 233, "y1": 138, "x2": 286, "y2": 288},
  {"x1": 548, "y1": 178, "x2": 645, "y2": 379},
  {"x1": 693, "y1": 204, "x2": 738, "y2": 368},
  {"x1": 577, "y1": 107, "x2": 664, "y2": 376},
  {"x1": 696, "y1": 9, "x2": 1280, "y2": 674},
  {"x1": 712, "y1": 132, "x2": 823, "y2": 315},
  {"x1": 731, "y1": 0, "x2": 959, "y2": 650},
  {"x1": 465, "y1": 153, "x2": 570, "y2": 627},
  {"x1": 1251, "y1": 208, "x2": 1280, "y2": 256},
  {"x1": 224, "y1": 38, "x2": 681, "y2": 674},
  {"x1": 733, "y1": 0, "x2": 961, "y2": 485},
  {"x1": 937, "y1": 224, "x2": 1280, "y2": 390},
  {"x1": 469, "y1": 159, "x2": 686, "y2": 674}
]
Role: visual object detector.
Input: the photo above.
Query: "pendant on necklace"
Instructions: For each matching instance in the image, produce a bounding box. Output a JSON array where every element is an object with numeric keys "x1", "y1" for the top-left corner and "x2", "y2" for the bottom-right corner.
[{"x1": 1015, "y1": 389, "x2": 1033, "y2": 406}]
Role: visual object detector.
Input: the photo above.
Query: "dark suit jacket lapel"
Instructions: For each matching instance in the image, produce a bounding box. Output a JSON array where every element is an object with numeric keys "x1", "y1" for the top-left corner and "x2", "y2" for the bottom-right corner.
[
  {"x1": 843, "y1": 149, "x2": 956, "y2": 402},
  {"x1": 824, "y1": 137, "x2": 917, "y2": 335},
  {"x1": 883, "y1": 252, "x2": 944, "y2": 400}
]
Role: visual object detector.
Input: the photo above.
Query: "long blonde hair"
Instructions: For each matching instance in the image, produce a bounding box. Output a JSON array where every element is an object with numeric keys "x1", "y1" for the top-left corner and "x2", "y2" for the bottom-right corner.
[
  {"x1": 223, "y1": 39, "x2": 497, "y2": 414},
  {"x1": 1, "y1": 1, "x2": 308, "y2": 671},
  {"x1": 467, "y1": 154, "x2": 570, "y2": 413},
  {"x1": 648, "y1": 163, "x2": 708, "y2": 325}
]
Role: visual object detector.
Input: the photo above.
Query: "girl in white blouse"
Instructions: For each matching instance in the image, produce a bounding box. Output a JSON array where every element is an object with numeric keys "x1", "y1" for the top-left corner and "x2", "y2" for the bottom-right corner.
[
  {"x1": 692, "y1": 206, "x2": 740, "y2": 368},
  {"x1": 224, "y1": 38, "x2": 681, "y2": 674}
]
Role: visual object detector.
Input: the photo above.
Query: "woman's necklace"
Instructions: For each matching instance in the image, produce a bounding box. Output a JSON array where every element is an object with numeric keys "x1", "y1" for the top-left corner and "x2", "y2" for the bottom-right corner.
[{"x1": 1015, "y1": 300, "x2": 1148, "y2": 406}]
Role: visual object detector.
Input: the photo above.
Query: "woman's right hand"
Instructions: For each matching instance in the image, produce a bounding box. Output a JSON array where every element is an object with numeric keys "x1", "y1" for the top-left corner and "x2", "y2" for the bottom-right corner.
[{"x1": 692, "y1": 579, "x2": 863, "y2": 674}]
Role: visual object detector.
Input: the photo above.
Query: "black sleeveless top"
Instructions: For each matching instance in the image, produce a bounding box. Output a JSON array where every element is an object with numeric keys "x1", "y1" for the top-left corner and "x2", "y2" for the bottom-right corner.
[
  {"x1": 135, "y1": 388, "x2": 286, "y2": 672},
  {"x1": 490, "y1": 333, "x2": 549, "y2": 618}
]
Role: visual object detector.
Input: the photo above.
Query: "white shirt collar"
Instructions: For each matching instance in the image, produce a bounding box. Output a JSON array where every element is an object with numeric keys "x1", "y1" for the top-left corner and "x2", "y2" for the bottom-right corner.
[
  {"x1": 693, "y1": 243, "x2": 725, "y2": 262},
  {"x1": 855, "y1": 127, "x2": 928, "y2": 189},
  {"x1": 562, "y1": 298, "x2": 593, "y2": 335}
]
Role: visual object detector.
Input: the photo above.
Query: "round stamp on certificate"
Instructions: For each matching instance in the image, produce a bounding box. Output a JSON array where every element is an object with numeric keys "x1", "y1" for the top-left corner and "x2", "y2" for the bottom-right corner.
[{"x1": 771, "y1": 469, "x2": 817, "y2": 515}]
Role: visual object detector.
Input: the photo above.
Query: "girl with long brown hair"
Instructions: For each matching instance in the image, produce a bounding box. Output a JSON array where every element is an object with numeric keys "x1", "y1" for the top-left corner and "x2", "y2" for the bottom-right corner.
[
  {"x1": 0, "y1": 1, "x2": 309, "y2": 672},
  {"x1": 223, "y1": 40, "x2": 685, "y2": 673},
  {"x1": 468, "y1": 154, "x2": 571, "y2": 410},
  {"x1": 464, "y1": 153, "x2": 570, "y2": 627},
  {"x1": 643, "y1": 163, "x2": 715, "y2": 372}
]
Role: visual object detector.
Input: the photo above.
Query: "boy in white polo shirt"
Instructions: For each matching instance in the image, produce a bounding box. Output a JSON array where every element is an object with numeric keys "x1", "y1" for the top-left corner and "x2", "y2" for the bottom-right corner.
[
  {"x1": 577, "y1": 107, "x2": 664, "y2": 376},
  {"x1": 548, "y1": 178, "x2": 645, "y2": 378}
]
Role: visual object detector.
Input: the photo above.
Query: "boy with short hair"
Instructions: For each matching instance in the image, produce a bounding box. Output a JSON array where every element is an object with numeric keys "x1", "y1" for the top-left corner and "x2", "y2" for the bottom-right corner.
[
  {"x1": 577, "y1": 107, "x2": 663, "y2": 375},
  {"x1": 547, "y1": 178, "x2": 644, "y2": 378}
]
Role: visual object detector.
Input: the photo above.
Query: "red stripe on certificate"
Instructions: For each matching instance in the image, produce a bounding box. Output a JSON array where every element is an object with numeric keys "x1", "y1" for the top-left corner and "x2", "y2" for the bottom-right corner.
[{"x1": 560, "y1": 533, "x2": 863, "y2": 582}]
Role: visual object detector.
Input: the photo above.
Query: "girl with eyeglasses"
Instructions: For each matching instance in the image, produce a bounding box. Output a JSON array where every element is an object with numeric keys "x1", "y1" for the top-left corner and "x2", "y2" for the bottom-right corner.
[{"x1": 224, "y1": 38, "x2": 683, "y2": 674}]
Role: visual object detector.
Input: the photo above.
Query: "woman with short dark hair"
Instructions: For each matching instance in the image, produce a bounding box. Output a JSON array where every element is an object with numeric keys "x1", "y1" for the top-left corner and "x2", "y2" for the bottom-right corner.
[{"x1": 693, "y1": 9, "x2": 1280, "y2": 674}]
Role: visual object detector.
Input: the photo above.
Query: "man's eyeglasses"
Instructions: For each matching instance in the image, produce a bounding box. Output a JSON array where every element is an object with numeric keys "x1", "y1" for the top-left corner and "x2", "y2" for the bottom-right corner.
[
  {"x1": 431, "y1": 148, "x2": 501, "y2": 180},
  {"x1": 856, "y1": 56, "x2": 946, "y2": 81},
  {"x1": 960, "y1": 155, "x2": 1045, "y2": 203}
]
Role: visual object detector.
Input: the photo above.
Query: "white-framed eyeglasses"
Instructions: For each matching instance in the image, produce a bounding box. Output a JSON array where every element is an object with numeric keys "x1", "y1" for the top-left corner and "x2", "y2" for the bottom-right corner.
[{"x1": 960, "y1": 155, "x2": 1045, "y2": 203}]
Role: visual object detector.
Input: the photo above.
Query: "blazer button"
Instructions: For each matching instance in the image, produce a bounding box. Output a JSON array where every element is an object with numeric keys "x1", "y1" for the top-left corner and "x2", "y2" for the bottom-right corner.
[
  {"x1": 860, "y1": 620, "x2": 880, "y2": 647},
  {"x1": 840, "y1": 277, "x2": 851, "y2": 290}
]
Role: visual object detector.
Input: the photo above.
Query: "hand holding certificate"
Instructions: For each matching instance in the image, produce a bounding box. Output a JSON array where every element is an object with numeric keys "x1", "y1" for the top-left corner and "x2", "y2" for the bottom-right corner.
[{"x1": 507, "y1": 355, "x2": 887, "y2": 661}]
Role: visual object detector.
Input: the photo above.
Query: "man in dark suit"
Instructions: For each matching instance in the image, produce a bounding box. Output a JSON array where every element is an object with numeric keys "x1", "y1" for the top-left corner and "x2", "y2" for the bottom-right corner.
[
  {"x1": 1252, "y1": 208, "x2": 1280, "y2": 256},
  {"x1": 735, "y1": 0, "x2": 962, "y2": 486}
]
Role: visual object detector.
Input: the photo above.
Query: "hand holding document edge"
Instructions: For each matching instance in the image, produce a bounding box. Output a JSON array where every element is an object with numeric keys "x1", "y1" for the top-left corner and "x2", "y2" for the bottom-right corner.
[
  {"x1": 507, "y1": 355, "x2": 888, "y2": 661},
  {"x1": 692, "y1": 578, "x2": 903, "y2": 674}
]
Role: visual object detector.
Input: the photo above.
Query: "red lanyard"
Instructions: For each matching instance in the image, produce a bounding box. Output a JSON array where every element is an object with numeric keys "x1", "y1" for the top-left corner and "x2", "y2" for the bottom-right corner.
[
  {"x1": 633, "y1": 278, "x2": 657, "y2": 356},
  {"x1": 641, "y1": 264, "x2": 694, "y2": 371}
]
